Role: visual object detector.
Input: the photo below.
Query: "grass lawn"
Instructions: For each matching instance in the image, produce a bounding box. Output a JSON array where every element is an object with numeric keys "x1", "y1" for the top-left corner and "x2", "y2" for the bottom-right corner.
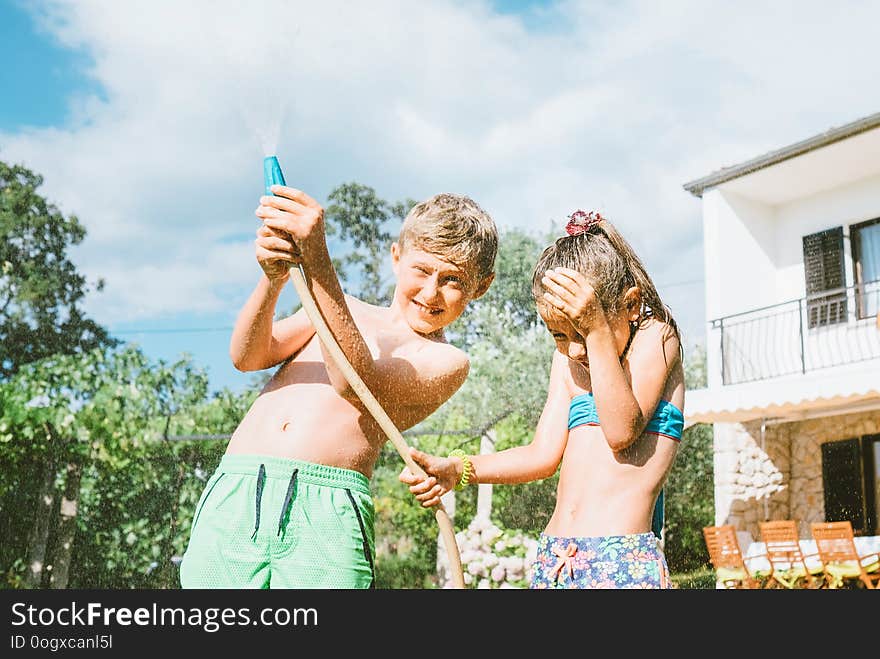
[{"x1": 671, "y1": 566, "x2": 716, "y2": 589}]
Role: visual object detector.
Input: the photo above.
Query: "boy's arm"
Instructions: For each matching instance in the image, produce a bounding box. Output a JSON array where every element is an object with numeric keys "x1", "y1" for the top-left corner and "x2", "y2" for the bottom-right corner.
[
  {"x1": 258, "y1": 186, "x2": 477, "y2": 426},
  {"x1": 401, "y1": 348, "x2": 571, "y2": 507},
  {"x1": 229, "y1": 277, "x2": 317, "y2": 371},
  {"x1": 256, "y1": 186, "x2": 404, "y2": 403},
  {"x1": 230, "y1": 221, "x2": 317, "y2": 371}
]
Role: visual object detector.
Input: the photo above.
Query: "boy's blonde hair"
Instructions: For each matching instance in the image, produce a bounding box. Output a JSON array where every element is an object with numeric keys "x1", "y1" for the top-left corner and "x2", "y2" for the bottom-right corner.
[{"x1": 398, "y1": 193, "x2": 498, "y2": 283}]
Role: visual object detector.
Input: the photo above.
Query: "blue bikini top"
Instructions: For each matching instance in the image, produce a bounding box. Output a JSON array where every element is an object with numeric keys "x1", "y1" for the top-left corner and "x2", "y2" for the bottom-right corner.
[{"x1": 568, "y1": 392, "x2": 684, "y2": 441}]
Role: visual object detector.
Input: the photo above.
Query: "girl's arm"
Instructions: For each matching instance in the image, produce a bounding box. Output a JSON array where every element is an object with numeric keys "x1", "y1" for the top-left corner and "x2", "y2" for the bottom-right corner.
[
  {"x1": 541, "y1": 266, "x2": 681, "y2": 452},
  {"x1": 587, "y1": 320, "x2": 680, "y2": 451},
  {"x1": 401, "y1": 349, "x2": 572, "y2": 507}
]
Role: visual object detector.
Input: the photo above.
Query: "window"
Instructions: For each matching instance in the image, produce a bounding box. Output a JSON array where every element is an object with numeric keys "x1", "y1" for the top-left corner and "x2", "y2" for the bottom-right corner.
[
  {"x1": 850, "y1": 218, "x2": 880, "y2": 320},
  {"x1": 821, "y1": 436, "x2": 879, "y2": 534},
  {"x1": 803, "y1": 227, "x2": 847, "y2": 328}
]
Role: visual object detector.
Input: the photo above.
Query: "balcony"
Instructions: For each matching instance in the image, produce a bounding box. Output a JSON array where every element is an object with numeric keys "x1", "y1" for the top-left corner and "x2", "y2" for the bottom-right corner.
[{"x1": 711, "y1": 280, "x2": 880, "y2": 385}]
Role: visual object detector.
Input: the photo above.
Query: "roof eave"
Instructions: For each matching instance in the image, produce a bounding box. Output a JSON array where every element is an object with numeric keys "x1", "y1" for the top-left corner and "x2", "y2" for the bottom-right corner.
[{"x1": 682, "y1": 110, "x2": 880, "y2": 198}]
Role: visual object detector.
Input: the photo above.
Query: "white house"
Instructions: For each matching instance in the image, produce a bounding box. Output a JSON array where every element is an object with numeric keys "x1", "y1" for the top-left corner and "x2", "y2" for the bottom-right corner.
[{"x1": 683, "y1": 111, "x2": 880, "y2": 542}]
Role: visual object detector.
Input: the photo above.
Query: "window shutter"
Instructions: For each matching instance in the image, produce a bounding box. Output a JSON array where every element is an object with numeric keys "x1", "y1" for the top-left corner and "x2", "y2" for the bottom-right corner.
[{"x1": 803, "y1": 227, "x2": 847, "y2": 327}]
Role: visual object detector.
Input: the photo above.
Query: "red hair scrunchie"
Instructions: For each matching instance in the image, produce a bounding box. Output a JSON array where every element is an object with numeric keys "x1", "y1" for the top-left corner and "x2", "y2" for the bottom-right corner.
[{"x1": 565, "y1": 210, "x2": 604, "y2": 236}]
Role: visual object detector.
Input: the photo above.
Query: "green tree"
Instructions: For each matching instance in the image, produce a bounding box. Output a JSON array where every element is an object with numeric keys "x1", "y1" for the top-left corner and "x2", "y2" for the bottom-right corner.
[
  {"x1": 448, "y1": 226, "x2": 553, "y2": 349},
  {"x1": 0, "y1": 160, "x2": 115, "y2": 377},
  {"x1": 324, "y1": 182, "x2": 416, "y2": 305},
  {"x1": 0, "y1": 344, "x2": 253, "y2": 588}
]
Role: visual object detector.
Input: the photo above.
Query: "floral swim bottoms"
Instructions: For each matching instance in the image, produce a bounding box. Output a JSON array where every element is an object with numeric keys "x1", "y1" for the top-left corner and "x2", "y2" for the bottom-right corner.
[{"x1": 530, "y1": 532, "x2": 670, "y2": 589}]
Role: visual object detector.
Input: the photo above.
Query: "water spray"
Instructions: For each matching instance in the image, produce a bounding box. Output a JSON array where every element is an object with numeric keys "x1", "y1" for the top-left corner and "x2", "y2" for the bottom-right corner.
[{"x1": 263, "y1": 155, "x2": 465, "y2": 589}]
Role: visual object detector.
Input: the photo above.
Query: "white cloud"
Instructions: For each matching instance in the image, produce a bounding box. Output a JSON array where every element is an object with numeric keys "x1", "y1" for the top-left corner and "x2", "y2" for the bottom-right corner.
[
  {"x1": 76, "y1": 240, "x2": 258, "y2": 322},
  {"x1": 3, "y1": 0, "x2": 880, "y2": 346}
]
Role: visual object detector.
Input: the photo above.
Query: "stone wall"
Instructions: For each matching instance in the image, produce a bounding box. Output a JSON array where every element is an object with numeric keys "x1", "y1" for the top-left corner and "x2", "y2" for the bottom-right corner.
[{"x1": 713, "y1": 409, "x2": 880, "y2": 540}]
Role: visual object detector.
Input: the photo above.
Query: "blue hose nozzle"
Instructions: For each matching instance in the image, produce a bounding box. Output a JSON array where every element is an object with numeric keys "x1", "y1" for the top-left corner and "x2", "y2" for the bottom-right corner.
[{"x1": 263, "y1": 155, "x2": 286, "y2": 195}]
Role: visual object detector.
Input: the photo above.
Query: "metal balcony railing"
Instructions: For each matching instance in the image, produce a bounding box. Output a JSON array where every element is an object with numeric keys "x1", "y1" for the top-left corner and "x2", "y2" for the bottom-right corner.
[{"x1": 710, "y1": 280, "x2": 880, "y2": 385}]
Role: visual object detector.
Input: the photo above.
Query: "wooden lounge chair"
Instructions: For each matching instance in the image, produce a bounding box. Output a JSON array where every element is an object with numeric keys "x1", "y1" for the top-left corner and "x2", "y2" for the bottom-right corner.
[
  {"x1": 758, "y1": 520, "x2": 823, "y2": 589},
  {"x1": 702, "y1": 525, "x2": 766, "y2": 589},
  {"x1": 810, "y1": 521, "x2": 880, "y2": 589}
]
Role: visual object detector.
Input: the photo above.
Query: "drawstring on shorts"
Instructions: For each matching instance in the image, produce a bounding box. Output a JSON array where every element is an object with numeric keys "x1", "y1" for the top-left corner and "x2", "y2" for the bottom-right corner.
[
  {"x1": 277, "y1": 469, "x2": 298, "y2": 536},
  {"x1": 550, "y1": 542, "x2": 578, "y2": 585},
  {"x1": 250, "y1": 463, "x2": 267, "y2": 540},
  {"x1": 250, "y1": 464, "x2": 299, "y2": 540}
]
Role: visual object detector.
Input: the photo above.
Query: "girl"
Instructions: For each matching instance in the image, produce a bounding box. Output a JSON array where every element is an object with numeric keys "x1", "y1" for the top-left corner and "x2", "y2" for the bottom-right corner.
[{"x1": 399, "y1": 209, "x2": 685, "y2": 589}]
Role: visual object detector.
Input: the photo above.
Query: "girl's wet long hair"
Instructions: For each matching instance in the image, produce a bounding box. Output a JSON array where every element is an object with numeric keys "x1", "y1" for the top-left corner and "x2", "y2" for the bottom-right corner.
[{"x1": 531, "y1": 214, "x2": 680, "y2": 341}]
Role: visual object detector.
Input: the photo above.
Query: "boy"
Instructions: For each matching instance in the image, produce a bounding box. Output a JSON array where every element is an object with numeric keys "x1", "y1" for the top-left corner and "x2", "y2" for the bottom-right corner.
[{"x1": 179, "y1": 186, "x2": 497, "y2": 588}]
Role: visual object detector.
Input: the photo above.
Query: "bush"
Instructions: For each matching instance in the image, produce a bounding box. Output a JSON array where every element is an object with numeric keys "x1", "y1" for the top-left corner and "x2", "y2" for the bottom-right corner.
[
  {"x1": 436, "y1": 517, "x2": 537, "y2": 589},
  {"x1": 664, "y1": 422, "x2": 714, "y2": 573}
]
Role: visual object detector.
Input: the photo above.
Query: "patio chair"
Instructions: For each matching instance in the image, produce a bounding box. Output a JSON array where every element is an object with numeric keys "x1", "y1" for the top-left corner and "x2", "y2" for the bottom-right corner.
[
  {"x1": 702, "y1": 525, "x2": 766, "y2": 589},
  {"x1": 758, "y1": 520, "x2": 823, "y2": 589},
  {"x1": 810, "y1": 521, "x2": 880, "y2": 589}
]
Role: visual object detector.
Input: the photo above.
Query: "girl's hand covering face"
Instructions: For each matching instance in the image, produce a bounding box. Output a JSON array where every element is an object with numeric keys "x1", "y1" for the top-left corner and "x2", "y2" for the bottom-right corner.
[{"x1": 541, "y1": 268, "x2": 605, "y2": 334}]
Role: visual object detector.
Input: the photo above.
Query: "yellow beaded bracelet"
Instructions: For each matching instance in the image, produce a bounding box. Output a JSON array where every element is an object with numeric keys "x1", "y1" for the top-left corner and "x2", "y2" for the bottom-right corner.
[{"x1": 448, "y1": 449, "x2": 473, "y2": 490}]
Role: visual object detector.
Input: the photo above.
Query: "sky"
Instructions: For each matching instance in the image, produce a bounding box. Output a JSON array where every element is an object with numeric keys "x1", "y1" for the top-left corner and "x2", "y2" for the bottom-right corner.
[{"x1": 2, "y1": 0, "x2": 880, "y2": 395}]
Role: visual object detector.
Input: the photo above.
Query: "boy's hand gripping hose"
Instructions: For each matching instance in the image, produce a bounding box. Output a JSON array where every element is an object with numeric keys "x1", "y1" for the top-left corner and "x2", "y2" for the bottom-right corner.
[{"x1": 264, "y1": 156, "x2": 466, "y2": 589}]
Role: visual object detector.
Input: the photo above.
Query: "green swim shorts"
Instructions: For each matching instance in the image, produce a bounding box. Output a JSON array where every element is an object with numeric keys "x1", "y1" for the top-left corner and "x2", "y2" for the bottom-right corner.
[{"x1": 179, "y1": 454, "x2": 375, "y2": 589}]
